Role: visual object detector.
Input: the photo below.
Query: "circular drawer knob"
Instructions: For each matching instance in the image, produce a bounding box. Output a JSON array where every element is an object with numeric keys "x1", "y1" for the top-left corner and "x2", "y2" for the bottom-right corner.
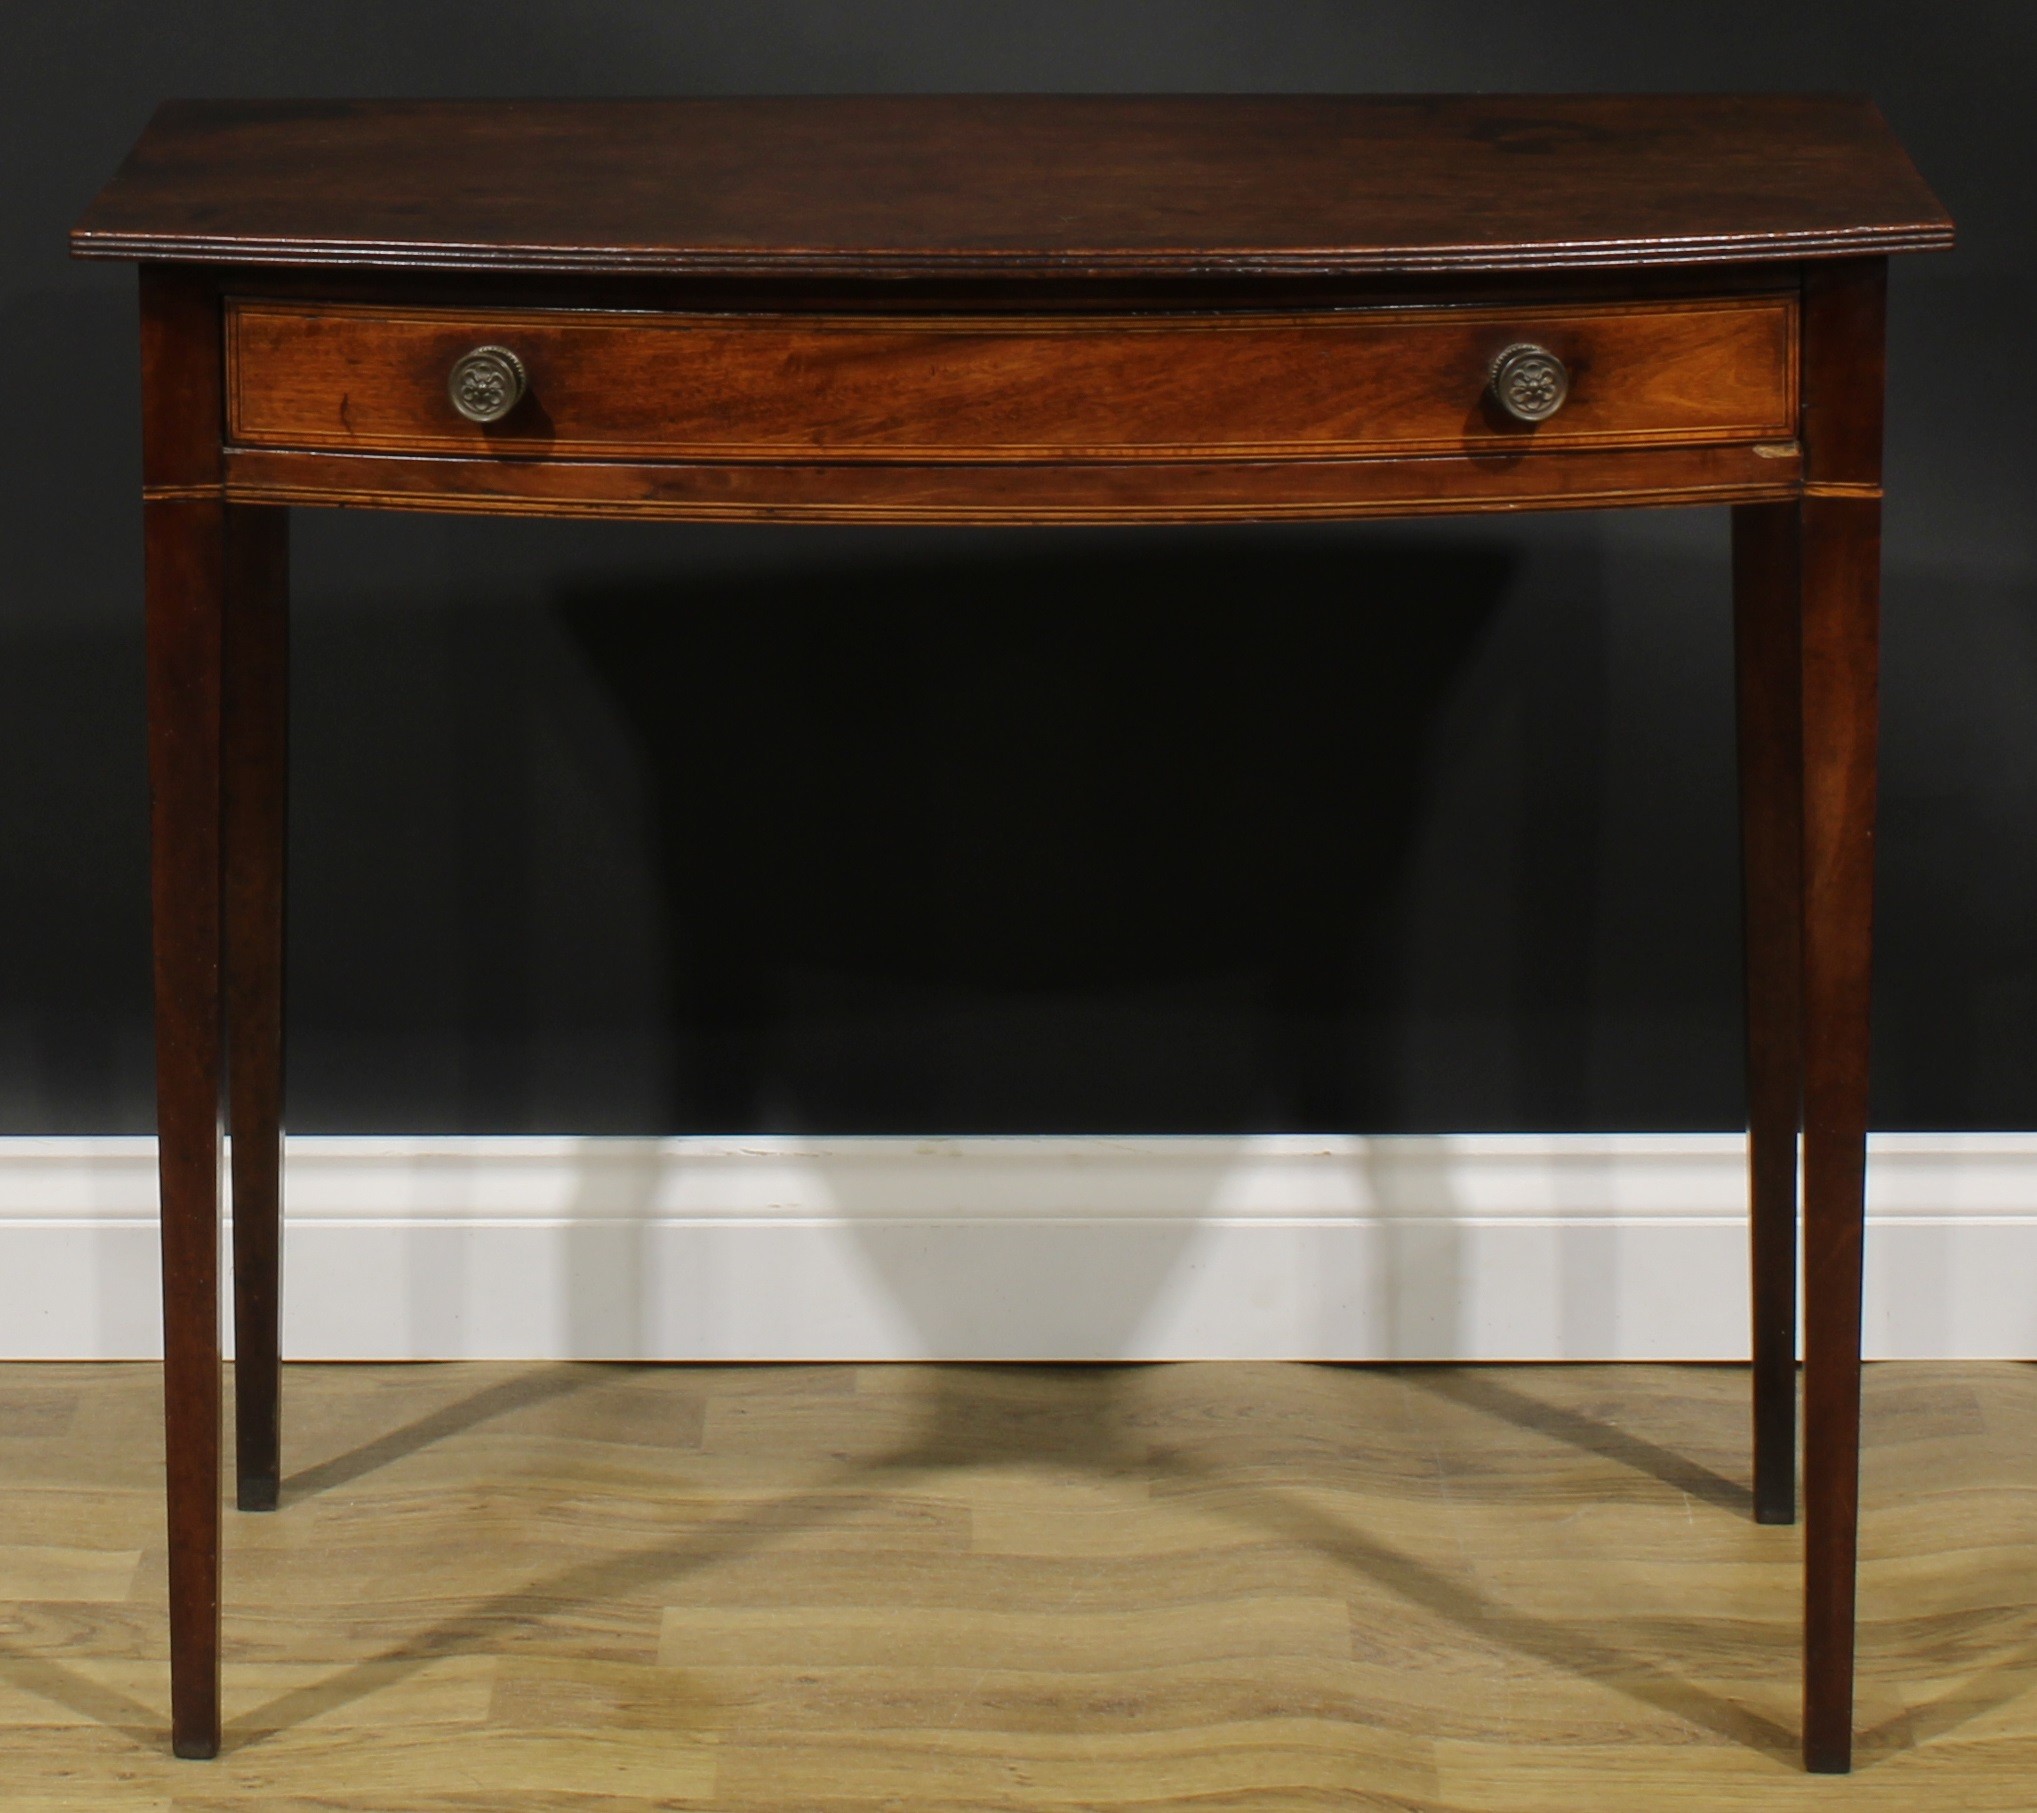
[
  {"x1": 1490, "y1": 343, "x2": 1570, "y2": 423},
  {"x1": 447, "y1": 345, "x2": 527, "y2": 423}
]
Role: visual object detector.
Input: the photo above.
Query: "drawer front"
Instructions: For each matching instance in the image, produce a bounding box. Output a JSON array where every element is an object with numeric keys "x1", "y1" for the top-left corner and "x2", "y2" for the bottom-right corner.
[{"x1": 226, "y1": 296, "x2": 1797, "y2": 463}]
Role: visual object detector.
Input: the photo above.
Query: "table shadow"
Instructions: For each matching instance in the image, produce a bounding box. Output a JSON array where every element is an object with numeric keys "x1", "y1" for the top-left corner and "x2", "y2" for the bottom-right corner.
[
  {"x1": 0, "y1": 1642, "x2": 161, "y2": 1752},
  {"x1": 229, "y1": 1362, "x2": 1798, "y2": 1761},
  {"x1": 280, "y1": 1362, "x2": 627, "y2": 1505},
  {"x1": 1396, "y1": 1363, "x2": 1754, "y2": 1516},
  {"x1": 558, "y1": 530, "x2": 1519, "y2": 1135}
]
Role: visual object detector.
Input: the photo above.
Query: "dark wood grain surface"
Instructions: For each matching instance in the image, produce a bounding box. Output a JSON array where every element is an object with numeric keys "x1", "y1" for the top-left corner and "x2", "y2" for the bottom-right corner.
[
  {"x1": 215, "y1": 440, "x2": 1801, "y2": 524},
  {"x1": 139, "y1": 265, "x2": 230, "y2": 1761},
  {"x1": 1795, "y1": 258, "x2": 1887, "y2": 1775},
  {"x1": 223, "y1": 295, "x2": 1797, "y2": 462},
  {"x1": 1732, "y1": 498, "x2": 1805, "y2": 1532},
  {"x1": 223, "y1": 502, "x2": 287, "y2": 1518},
  {"x1": 72, "y1": 95, "x2": 1952, "y2": 279}
]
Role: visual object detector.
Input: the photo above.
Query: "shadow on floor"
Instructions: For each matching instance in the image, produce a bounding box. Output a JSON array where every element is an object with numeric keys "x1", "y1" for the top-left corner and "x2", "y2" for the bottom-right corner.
[{"x1": 220, "y1": 1362, "x2": 1820, "y2": 1762}]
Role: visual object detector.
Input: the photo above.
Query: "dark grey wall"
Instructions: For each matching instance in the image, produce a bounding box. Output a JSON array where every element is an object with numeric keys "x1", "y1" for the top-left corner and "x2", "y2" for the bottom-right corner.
[{"x1": 4, "y1": 5, "x2": 2032, "y2": 1135}]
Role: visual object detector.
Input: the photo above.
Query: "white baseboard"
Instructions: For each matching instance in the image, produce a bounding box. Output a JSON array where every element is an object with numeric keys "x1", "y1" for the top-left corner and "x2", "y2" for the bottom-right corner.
[{"x1": 3, "y1": 1133, "x2": 2035, "y2": 1362}]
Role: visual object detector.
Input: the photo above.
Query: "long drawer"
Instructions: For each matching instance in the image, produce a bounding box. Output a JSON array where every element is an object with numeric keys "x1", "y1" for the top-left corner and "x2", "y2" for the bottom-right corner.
[{"x1": 225, "y1": 294, "x2": 1798, "y2": 464}]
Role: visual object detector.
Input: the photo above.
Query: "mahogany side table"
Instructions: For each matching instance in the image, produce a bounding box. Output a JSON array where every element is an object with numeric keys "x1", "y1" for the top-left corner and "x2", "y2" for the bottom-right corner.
[{"x1": 71, "y1": 94, "x2": 1953, "y2": 1772}]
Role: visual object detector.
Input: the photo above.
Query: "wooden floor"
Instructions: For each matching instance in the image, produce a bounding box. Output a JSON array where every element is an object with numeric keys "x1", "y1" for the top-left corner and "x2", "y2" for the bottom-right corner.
[{"x1": 2, "y1": 1361, "x2": 2035, "y2": 1810}]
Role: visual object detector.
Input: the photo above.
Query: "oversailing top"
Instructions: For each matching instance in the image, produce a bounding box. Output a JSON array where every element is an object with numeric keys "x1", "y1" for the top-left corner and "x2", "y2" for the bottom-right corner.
[{"x1": 71, "y1": 94, "x2": 1954, "y2": 281}]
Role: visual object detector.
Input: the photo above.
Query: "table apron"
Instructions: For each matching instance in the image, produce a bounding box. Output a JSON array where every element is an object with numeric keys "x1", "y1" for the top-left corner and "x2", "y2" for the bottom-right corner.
[{"x1": 193, "y1": 441, "x2": 1808, "y2": 524}]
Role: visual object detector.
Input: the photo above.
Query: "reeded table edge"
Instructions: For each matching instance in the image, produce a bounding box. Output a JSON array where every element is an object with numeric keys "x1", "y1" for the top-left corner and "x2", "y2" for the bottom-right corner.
[{"x1": 68, "y1": 223, "x2": 1957, "y2": 277}]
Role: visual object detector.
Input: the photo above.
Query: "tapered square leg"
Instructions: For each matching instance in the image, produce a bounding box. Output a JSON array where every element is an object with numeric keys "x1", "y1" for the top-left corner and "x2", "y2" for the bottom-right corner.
[
  {"x1": 225, "y1": 507, "x2": 289, "y2": 1514},
  {"x1": 1798, "y1": 493, "x2": 1880, "y2": 1774},
  {"x1": 1733, "y1": 501, "x2": 1804, "y2": 1527},
  {"x1": 147, "y1": 496, "x2": 229, "y2": 1761},
  {"x1": 140, "y1": 264, "x2": 240, "y2": 1762},
  {"x1": 1791, "y1": 256, "x2": 1887, "y2": 1778}
]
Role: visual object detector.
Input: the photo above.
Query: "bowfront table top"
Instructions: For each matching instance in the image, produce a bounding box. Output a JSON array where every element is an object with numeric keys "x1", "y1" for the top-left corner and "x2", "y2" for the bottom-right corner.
[
  {"x1": 70, "y1": 93, "x2": 1952, "y2": 1777},
  {"x1": 72, "y1": 93, "x2": 1952, "y2": 277}
]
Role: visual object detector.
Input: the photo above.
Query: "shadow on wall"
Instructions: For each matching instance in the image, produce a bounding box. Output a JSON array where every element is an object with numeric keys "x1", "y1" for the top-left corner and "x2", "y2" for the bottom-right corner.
[
  {"x1": 557, "y1": 534, "x2": 1519, "y2": 1134},
  {"x1": 540, "y1": 533, "x2": 1513, "y2": 1361},
  {"x1": 485, "y1": 532, "x2": 1513, "y2": 1362},
  {"x1": 531, "y1": 1131, "x2": 1488, "y2": 1364}
]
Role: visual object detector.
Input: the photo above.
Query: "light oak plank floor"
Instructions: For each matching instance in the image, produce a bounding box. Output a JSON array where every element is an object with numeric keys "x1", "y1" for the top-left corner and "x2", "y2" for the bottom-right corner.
[{"x1": 2, "y1": 1360, "x2": 2035, "y2": 1810}]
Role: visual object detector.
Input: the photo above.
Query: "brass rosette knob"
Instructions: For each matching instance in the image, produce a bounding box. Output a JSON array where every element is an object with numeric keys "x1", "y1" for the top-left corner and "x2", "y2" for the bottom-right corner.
[
  {"x1": 1489, "y1": 343, "x2": 1570, "y2": 423},
  {"x1": 447, "y1": 345, "x2": 528, "y2": 423}
]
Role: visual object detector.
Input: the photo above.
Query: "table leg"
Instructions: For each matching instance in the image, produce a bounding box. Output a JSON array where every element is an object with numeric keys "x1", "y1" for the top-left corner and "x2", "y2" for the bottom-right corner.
[
  {"x1": 147, "y1": 496, "x2": 230, "y2": 1760},
  {"x1": 225, "y1": 507, "x2": 289, "y2": 1514},
  {"x1": 1733, "y1": 502, "x2": 1804, "y2": 1527},
  {"x1": 1798, "y1": 493, "x2": 1880, "y2": 1774}
]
